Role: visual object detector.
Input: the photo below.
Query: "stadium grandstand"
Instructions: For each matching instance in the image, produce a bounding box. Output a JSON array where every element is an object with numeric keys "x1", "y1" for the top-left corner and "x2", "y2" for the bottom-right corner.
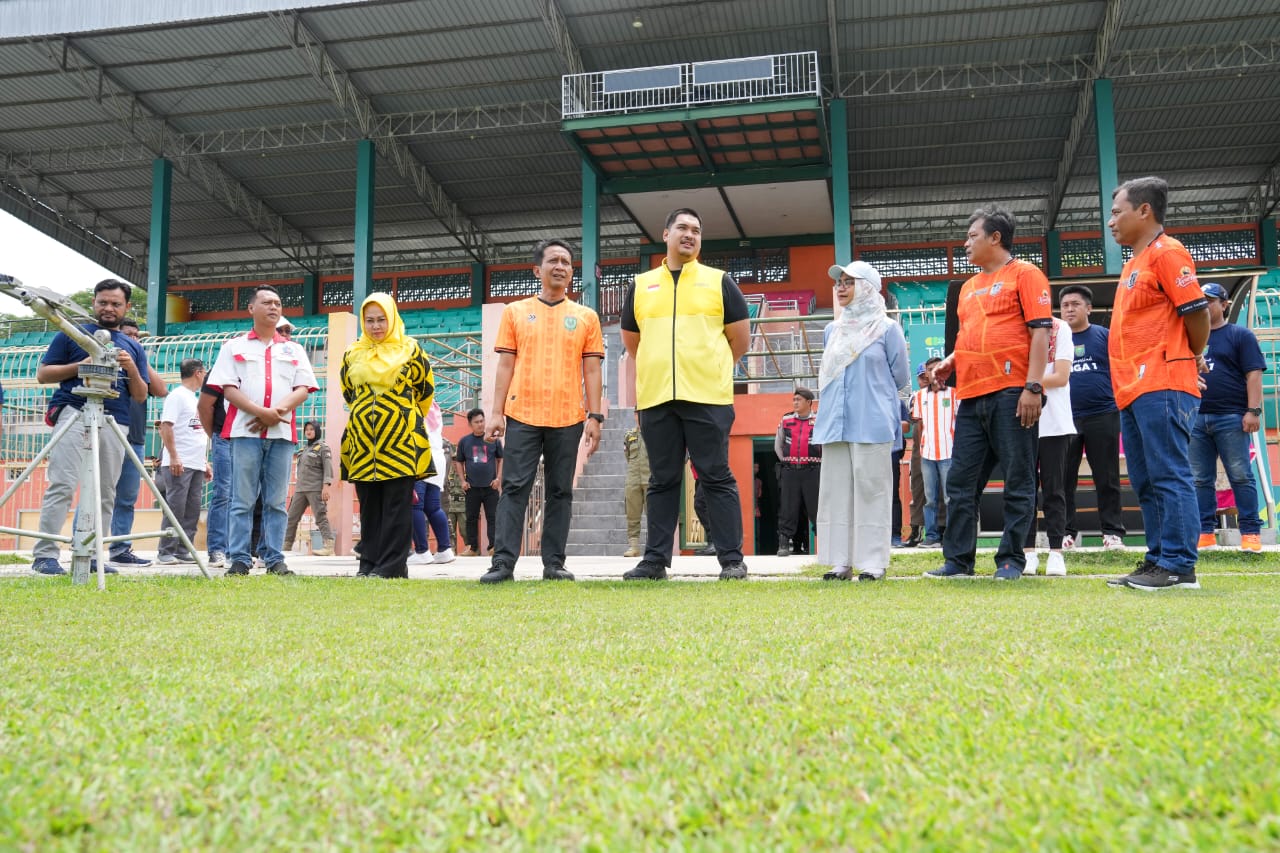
[{"x1": 1, "y1": 0, "x2": 1278, "y2": 555}]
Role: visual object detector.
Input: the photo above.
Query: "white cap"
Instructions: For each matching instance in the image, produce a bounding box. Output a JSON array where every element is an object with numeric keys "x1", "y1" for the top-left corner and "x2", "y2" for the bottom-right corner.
[
  {"x1": 828, "y1": 260, "x2": 882, "y2": 290},
  {"x1": 276, "y1": 316, "x2": 294, "y2": 330}
]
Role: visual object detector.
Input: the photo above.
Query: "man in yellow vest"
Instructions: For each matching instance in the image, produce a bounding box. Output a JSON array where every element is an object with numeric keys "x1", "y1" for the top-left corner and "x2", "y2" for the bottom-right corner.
[{"x1": 619, "y1": 208, "x2": 752, "y2": 580}]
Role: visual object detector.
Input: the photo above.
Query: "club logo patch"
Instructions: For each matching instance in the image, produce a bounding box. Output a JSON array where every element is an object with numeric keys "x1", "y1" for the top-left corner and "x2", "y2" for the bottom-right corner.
[{"x1": 564, "y1": 316, "x2": 578, "y2": 331}]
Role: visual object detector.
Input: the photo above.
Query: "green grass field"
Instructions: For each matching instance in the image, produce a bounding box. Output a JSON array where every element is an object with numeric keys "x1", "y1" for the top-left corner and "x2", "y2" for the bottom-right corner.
[{"x1": 3, "y1": 557, "x2": 1278, "y2": 849}]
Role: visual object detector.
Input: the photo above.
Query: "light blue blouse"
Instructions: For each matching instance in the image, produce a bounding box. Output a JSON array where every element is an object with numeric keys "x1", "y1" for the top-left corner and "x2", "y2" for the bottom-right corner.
[{"x1": 812, "y1": 322, "x2": 910, "y2": 449}]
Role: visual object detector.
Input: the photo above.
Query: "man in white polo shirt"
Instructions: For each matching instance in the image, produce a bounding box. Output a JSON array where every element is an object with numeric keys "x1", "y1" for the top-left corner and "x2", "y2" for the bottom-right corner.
[{"x1": 206, "y1": 286, "x2": 317, "y2": 576}]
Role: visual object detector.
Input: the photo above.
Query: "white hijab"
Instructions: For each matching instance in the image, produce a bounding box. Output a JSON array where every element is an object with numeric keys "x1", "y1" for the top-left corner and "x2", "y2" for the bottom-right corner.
[{"x1": 818, "y1": 277, "x2": 892, "y2": 393}]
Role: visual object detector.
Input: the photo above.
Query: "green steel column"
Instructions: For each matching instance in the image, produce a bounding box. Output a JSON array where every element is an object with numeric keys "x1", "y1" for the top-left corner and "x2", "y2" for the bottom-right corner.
[
  {"x1": 1262, "y1": 217, "x2": 1279, "y2": 269},
  {"x1": 470, "y1": 263, "x2": 485, "y2": 307},
  {"x1": 146, "y1": 157, "x2": 172, "y2": 336},
  {"x1": 1046, "y1": 230, "x2": 1063, "y2": 278},
  {"x1": 1094, "y1": 79, "x2": 1122, "y2": 275},
  {"x1": 353, "y1": 139, "x2": 376, "y2": 308},
  {"x1": 302, "y1": 271, "x2": 319, "y2": 315},
  {"x1": 581, "y1": 159, "x2": 600, "y2": 311},
  {"x1": 829, "y1": 99, "x2": 852, "y2": 265}
]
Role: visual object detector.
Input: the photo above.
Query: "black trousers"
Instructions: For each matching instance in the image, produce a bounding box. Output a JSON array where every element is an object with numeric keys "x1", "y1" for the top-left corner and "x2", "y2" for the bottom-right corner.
[
  {"x1": 355, "y1": 477, "x2": 415, "y2": 578},
  {"x1": 777, "y1": 465, "x2": 819, "y2": 542},
  {"x1": 464, "y1": 485, "x2": 499, "y2": 552},
  {"x1": 492, "y1": 417, "x2": 583, "y2": 570},
  {"x1": 1025, "y1": 434, "x2": 1070, "y2": 549},
  {"x1": 1064, "y1": 410, "x2": 1126, "y2": 538},
  {"x1": 641, "y1": 401, "x2": 743, "y2": 567},
  {"x1": 890, "y1": 449, "x2": 904, "y2": 539}
]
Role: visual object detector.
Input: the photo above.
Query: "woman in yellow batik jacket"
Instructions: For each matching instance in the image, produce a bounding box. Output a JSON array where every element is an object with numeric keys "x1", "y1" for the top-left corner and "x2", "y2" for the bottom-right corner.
[{"x1": 340, "y1": 293, "x2": 435, "y2": 578}]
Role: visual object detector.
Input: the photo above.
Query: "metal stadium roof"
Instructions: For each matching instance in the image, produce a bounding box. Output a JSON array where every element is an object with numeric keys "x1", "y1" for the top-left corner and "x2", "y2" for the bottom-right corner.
[{"x1": 1, "y1": 0, "x2": 1278, "y2": 287}]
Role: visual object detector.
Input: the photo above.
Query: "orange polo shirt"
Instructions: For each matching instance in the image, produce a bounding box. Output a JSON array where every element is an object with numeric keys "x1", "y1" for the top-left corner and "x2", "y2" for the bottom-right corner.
[
  {"x1": 952, "y1": 258, "x2": 1053, "y2": 400},
  {"x1": 1108, "y1": 234, "x2": 1207, "y2": 410},
  {"x1": 495, "y1": 295, "x2": 605, "y2": 427}
]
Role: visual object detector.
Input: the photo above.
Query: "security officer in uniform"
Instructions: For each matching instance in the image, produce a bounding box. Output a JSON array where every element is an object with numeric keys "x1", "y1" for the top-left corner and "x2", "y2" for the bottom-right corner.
[
  {"x1": 441, "y1": 437, "x2": 468, "y2": 554},
  {"x1": 622, "y1": 412, "x2": 650, "y2": 557},
  {"x1": 774, "y1": 387, "x2": 821, "y2": 556}
]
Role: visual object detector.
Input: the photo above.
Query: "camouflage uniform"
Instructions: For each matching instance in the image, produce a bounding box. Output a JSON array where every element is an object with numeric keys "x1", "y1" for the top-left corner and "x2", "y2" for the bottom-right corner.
[
  {"x1": 442, "y1": 439, "x2": 468, "y2": 550},
  {"x1": 623, "y1": 426, "x2": 650, "y2": 556}
]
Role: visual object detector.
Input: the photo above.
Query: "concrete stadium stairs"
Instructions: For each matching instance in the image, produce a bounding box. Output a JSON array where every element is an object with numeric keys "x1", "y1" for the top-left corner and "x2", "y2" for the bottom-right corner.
[{"x1": 566, "y1": 403, "x2": 637, "y2": 558}]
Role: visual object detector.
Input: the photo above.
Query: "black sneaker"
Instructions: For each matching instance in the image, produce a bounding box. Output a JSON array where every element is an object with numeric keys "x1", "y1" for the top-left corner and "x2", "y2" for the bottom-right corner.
[
  {"x1": 480, "y1": 564, "x2": 515, "y2": 584},
  {"x1": 1125, "y1": 566, "x2": 1200, "y2": 591},
  {"x1": 925, "y1": 562, "x2": 974, "y2": 578},
  {"x1": 776, "y1": 545, "x2": 792, "y2": 557},
  {"x1": 225, "y1": 562, "x2": 251, "y2": 576},
  {"x1": 109, "y1": 550, "x2": 152, "y2": 568},
  {"x1": 856, "y1": 571, "x2": 882, "y2": 582},
  {"x1": 1108, "y1": 559, "x2": 1157, "y2": 587},
  {"x1": 993, "y1": 562, "x2": 1023, "y2": 581},
  {"x1": 718, "y1": 562, "x2": 748, "y2": 580},
  {"x1": 623, "y1": 560, "x2": 668, "y2": 581},
  {"x1": 542, "y1": 565, "x2": 574, "y2": 581},
  {"x1": 823, "y1": 567, "x2": 853, "y2": 581},
  {"x1": 695, "y1": 545, "x2": 717, "y2": 557},
  {"x1": 265, "y1": 562, "x2": 294, "y2": 576}
]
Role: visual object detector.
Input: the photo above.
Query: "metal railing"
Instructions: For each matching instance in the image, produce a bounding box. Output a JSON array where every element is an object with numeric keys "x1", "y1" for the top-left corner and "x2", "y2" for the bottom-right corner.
[{"x1": 563, "y1": 52, "x2": 819, "y2": 118}]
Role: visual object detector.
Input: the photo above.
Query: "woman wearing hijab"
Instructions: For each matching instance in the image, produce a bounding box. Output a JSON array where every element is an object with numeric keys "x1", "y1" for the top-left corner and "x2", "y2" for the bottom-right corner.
[
  {"x1": 813, "y1": 261, "x2": 910, "y2": 581},
  {"x1": 340, "y1": 293, "x2": 436, "y2": 578},
  {"x1": 408, "y1": 401, "x2": 456, "y2": 565},
  {"x1": 284, "y1": 420, "x2": 335, "y2": 555}
]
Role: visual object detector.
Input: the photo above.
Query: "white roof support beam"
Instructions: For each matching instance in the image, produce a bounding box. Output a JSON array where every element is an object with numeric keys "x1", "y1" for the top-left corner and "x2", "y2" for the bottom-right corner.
[
  {"x1": 269, "y1": 10, "x2": 498, "y2": 264},
  {"x1": 538, "y1": 0, "x2": 585, "y2": 77}
]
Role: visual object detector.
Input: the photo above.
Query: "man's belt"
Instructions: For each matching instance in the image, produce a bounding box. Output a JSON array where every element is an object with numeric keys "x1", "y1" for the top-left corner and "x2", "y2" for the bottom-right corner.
[{"x1": 784, "y1": 460, "x2": 821, "y2": 468}]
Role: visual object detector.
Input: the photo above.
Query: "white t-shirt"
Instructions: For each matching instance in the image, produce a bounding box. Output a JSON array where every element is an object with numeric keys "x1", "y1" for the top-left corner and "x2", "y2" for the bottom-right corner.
[
  {"x1": 160, "y1": 385, "x2": 209, "y2": 469},
  {"x1": 1040, "y1": 317, "x2": 1077, "y2": 438}
]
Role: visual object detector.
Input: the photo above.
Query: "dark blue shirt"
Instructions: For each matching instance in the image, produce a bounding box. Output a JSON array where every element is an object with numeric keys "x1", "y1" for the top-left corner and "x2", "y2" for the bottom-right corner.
[
  {"x1": 42, "y1": 324, "x2": 149, "y2": 426},
  {"x1": 1068, "y1": 324, "x2": 1117, "y2": 419},
  {"x1": 454, "y1": 434, "x2": 503, "y2": 487},
  {"x1": 1200, "y1": 322, "x2": 1266, "y2": 415}
]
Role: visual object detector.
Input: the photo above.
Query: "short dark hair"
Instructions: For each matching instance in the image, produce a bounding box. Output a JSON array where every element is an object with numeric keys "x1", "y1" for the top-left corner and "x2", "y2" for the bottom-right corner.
[
  {"x1": 179, "y1": 358, "x2": 205, "y2": 379},
  {"x1": 968, "y1": 205, "x2": 1015, "y2": 253},
  {"x1": 664, "y1": 208, "x2": 701, "y2": 230},
  {"x1": 467, "y1": 407, "x2": 485, "y2": 423},
  {"x1": 533, "y1": 239, "x2": 574, "y2": 265},
  {"x1": 250, "y1": 284, "x2": 280, "y2": 303},
  {"x1": 93, "y1": 279, "x2": 132, "y2": 303},
  {"x1": 1114, "y1": 176, "x2": 1168, "y2": 224},
  {"x1": 118, "y1": 316, "x2": 140, "y2": 331},
  {"x1": 925, "y1": 356, "x2": 942, "y2": 366},
  {"x1": 793, "y1": 386, "x2": 814, "y2": 401},
  {"x1": 1058, "y1": 284, "x2": 1094, "y2": 305}
]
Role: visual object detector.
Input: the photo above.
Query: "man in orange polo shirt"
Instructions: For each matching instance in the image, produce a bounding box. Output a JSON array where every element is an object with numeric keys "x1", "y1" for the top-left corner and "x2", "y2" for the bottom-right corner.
[
  {"x1": 480, "y1": 238, "x2": 605, "y2": 583},
  {"x1": 925, "y1": 205, "x2": 1051, "y2": 580},
  {"x1": 1104, "y1": 176, "x2": 1209, "y2": 591}
]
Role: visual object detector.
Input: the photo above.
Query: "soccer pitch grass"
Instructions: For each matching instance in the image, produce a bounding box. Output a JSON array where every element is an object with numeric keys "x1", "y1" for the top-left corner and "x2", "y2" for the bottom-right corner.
[{"x1": 3, "y1": 564, "x2": 1278, "y2": 849}]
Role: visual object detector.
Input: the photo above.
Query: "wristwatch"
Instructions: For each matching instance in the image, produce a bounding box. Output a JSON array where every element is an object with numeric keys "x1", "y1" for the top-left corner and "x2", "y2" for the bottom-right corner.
[
  {"x1": 587, "y1": 412, "x2": 605, "y2": 423},
  {"x1": 1023, "y1": 382, "x2": 1043, "y2": 394},
  {"x1": 1246, "y1": 407, "x2": 1262, "y2": 416}
]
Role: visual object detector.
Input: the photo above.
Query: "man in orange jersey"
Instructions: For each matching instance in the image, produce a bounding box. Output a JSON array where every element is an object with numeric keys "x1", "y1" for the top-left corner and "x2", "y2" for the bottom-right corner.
[
  {"x1": 925, "y1": 205, "x2": 1051, "y2": 580},
  {"x1": 1103, "y1": 177, "x2": 1210, "y2": 591},
  {"x1": 480, "y1": 239, "x2": 605, "y2": 583}
]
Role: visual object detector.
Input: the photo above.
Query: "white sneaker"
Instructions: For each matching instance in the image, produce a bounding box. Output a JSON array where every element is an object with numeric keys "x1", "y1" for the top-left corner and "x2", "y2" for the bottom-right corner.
[
  {"x1": 406, "y1": 551, "x2": 432, "y2": 565},
  {"x1": 208, "y1": 552, "x2": 225, "y2": 568},
  {"x1": 1102, "y1": 534, "x2": 1125, "y2": 551},
  {"x1": 433, "y1": 548, "x2": 456, "y2": 564},
  {"x1": 1024, "y1": 552, "x2": 1039, "y2": 575},
  {"x1": 1045, "y1": 551, "x2": 1067, "y2": 576},
  {"x1": 1061, "y1": 535, "x2": 1076, "y2": 550}
]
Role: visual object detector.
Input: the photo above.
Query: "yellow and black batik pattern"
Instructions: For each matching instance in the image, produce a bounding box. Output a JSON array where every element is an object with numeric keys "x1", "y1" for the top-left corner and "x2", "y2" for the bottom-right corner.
[{"x1": 339, "y1": 345, "x2": 436, "y2": 482}]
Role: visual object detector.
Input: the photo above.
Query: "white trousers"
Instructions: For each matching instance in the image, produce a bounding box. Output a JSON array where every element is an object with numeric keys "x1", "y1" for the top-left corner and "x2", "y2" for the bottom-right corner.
[{"x1": 816, "y1": 441, "x2": 891, "y2": 576}]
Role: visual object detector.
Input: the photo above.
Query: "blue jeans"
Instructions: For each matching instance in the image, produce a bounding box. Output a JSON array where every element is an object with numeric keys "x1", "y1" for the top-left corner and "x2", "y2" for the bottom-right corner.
[
  {"x1": 921, "y1": 457, "x2": 951, "y2": 541},
  {"x1": 1190, "y1": 412, "x2": 1261, "y2": 535},
  {"x1": 206, "y1": 435, "x2": 231, "y2": 555},
  {"x1": 108, "y1": 442, "x2": 145, "y2": 556},
  {"x1": 1121, "y1": 390, "x2": 1200, "y2": 575},
  {"x1": 228, "y1": 437, "x2": 293, "y2": 568},
  {"x1": 942, "y1": 388, "x2": 1038, "y2": 571}
]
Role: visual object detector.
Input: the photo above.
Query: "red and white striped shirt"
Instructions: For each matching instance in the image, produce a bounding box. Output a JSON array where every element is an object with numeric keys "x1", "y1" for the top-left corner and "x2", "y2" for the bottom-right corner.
[{"x1": 911, "y1": 387, "x2": 957, "y2": 461}]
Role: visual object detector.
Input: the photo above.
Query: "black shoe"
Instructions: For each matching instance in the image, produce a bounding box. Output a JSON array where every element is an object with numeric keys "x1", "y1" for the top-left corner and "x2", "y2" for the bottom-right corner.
[
  {"x1": 1125, "y1": 566, "x2": 1200, "y2": 591},
  {"x1": 1108, "y1": 559, "x2": 1157, "y2": 587},
  {"x1": 776, "y1": 545, "x2": 792, "y2": 557},
  {"x1": 542, "y1": 565, "x2": 575, "y2": 581},
  {"x1": 904, "y1": 527, "x2": 922, "y2": 548},
  {"x1": 695, "y1": 545, "x2": 717, "y2": 557},
  {"x1": 480, "y1": 564, "x2": 515, "y2": 584},
  {"x1": 925, "y1": 562, "x2": 975, "y2": 578},
  {"x1": 823, "y1": 567, "x2": 853, "y2": 581},
  {"x1": 265, "y1": 562, "x2": 294, "y2": 576},
  {"x1": 225, "y1": 562, "x2": 251, "y2": 576},
  {"x1": 857, "y1": 571, "x2": 882, "y2": 582},
  {"x1": 624, "y1": 560, "x2": 668, "y2": 581},
  {"x1": 718, "y1": 561, "x2": 748, "y2": 580}
]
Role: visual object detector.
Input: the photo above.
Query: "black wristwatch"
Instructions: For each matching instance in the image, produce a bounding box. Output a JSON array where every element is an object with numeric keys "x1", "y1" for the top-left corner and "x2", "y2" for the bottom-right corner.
[
  {"x1": 1023, "y1": 381, "x2": 1043, "y2": 394},
  {"x1": 1246, "y1": 407, "x2": 1262, "y2": 416},
  {"x1": 587, "y1": 412, "x2": 605, "y2": 424}
]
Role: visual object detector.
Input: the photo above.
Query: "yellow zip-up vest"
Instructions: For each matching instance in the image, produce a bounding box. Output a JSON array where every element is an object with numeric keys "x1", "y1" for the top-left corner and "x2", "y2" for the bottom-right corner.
[{"x1": 632, "y1": 259, "x2": 734, "y2": 409}]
